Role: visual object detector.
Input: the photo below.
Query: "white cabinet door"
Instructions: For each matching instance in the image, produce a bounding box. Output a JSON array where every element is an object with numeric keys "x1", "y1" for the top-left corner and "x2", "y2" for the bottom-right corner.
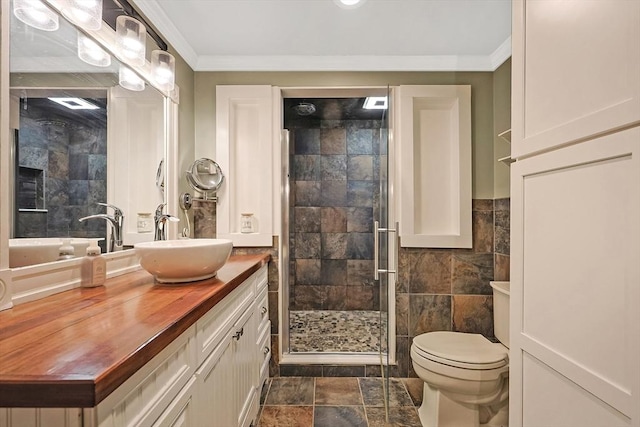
[
  {"x1": 108, "y1": 86, "x2": 165, "y2": 246},
  {"x1": 232, "y1": 306, "x2": 258, "y2": 427},
  {"x1": 195, "y1": 304, "x2": 258, "y2": 427},
  {"x1": 215, "y1": 85, "x2": 274, "y2": 247},
  {"x1": 511, "y1": 130, "x2": 640, "y2": 426},
  {"x1": 395, "y1": 85, "x2": 472, "y2": 248},
  {"x1": 195, "y1": 332, "x2": 235, "y2": 427},
  {"x1": 511, "y1": 0, "x2": 640, "y2": 159},
  {"x1": 511, "y1": 1, "x2": 640, "y2": 426}
]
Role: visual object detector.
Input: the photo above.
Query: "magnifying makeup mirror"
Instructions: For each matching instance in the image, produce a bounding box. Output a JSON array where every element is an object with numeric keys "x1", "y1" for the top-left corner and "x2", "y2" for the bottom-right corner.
[{"x1": 185, "y1": 158, "x2": 224, "y2": 198}]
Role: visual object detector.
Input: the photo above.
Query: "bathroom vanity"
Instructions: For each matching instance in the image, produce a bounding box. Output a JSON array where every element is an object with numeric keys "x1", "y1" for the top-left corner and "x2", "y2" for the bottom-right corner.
[{"x1": 0, "y1": 254, "x2": 271, "y2": 427}]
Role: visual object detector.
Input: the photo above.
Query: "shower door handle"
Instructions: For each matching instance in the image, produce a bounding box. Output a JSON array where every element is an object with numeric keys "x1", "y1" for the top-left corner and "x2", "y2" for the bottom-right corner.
[{"x1": 374, "y1": 221, "x2": 398, "y2": 280}]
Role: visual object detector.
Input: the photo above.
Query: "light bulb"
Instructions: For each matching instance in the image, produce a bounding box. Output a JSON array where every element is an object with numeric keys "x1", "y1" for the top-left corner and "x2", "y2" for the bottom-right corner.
[
  {"x1": 13, "y1": 0, "x2": 59, "y2": 31},
  {"x1": 116, "y1": 16, "x2": 146, "y2": 66},
  {"x1": 77, "y1": 32, "x2": 111, "y2": 67},
  {"x1": 119, "y1": 66, "x2": 145, "y2": 91},
  {"x1": 62, "y1": 0, "x2": 102, "y2": 31},
  {"x1": 151, "y1": 50, "x2": 175, "y2": 92}
]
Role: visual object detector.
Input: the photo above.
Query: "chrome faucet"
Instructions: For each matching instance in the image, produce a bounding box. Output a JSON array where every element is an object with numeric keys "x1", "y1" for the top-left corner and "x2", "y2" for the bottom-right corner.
[
  {"x1": 154, "y1": 203, "x2": 179, "y2": 241},
  {"x1": 79, "y1": 203, "x2": 124, "y2": 252}
]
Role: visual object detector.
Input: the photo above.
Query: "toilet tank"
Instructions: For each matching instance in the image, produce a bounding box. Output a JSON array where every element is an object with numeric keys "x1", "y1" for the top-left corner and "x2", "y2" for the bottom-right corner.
[{"x1": 490, "y1": 281, "x2": 510, "y2": 348}]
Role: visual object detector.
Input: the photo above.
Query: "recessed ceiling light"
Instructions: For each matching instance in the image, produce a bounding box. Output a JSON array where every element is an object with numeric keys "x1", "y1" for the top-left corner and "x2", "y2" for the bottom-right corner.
[
  {"x1": 363, "y1": 96, "x2": 388, "y2": 110},
  {"x1": 48, "y1": 97, "x2": 100, "y2": 110},
  {"x1": 334, "y1": 0, "x2": 367, "y2": 9}
]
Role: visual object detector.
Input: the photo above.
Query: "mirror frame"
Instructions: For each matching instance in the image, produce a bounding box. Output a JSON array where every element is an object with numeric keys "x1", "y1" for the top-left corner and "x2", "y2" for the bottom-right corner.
[{"x1": 0, "y1": 0, "x2": 179, "y2": 308}]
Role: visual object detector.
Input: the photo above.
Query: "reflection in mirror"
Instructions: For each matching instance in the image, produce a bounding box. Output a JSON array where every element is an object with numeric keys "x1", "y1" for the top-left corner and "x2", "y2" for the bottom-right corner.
[{"x1": 9, "y1": 1, "x2": 165, "y2": 266}]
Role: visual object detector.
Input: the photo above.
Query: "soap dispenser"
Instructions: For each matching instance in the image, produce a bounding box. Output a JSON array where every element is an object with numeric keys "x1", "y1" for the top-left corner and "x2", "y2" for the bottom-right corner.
[
  {"x1": 81, "y1": 239, "x2": 106, "y2": 288},
  {"x1": 58, "y1": 238, "x2": 75, "y2": 261}
]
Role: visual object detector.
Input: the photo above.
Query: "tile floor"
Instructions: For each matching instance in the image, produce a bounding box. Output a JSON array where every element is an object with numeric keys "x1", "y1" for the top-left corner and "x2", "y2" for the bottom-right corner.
[{"x1": 257, "y1": 377, "x2": 424, "y2": 427}]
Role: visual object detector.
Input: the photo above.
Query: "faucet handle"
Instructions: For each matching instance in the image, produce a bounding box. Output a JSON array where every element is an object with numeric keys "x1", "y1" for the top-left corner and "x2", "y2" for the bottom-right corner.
[{"x1": 98, "y1": 203, "x2": 124, "y2": 217}]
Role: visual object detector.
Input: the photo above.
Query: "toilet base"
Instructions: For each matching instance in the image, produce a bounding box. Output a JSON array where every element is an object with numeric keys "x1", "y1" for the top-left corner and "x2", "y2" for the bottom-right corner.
[{"x1": 418, "y1": 383, "x2": 509, "y2": 427}]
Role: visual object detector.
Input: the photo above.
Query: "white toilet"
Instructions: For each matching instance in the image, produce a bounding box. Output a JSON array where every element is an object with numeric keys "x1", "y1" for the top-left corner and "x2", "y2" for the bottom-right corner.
[{"x1": 411, "y1": 281, "x2": 510, "y2": 427}]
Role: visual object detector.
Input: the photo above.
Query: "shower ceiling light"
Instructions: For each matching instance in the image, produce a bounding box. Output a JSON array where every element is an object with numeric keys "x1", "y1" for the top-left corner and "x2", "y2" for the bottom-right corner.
[
  {"x1": 48, "y1": 97, "x2": 100, "y2": 110},
  {"x1": 77, "y1": 32, "x2": 111, "y2": 67},
  {"x1": 13, "y1": 0, "x2": 59, "y2": 31},
  {"x1": 334, "y1": 0, "x2": 367, "y2": 9},
  {"x1": 61, "y1": 0, "x2": 103, "y2": 31},
  {"x1": 292, "y1": 102, "x2": 317, "y2": 116},
  {"x1": 116, "y1": 15, "x2": 147, "y2": 66},
  {"x1": 363, "y1": 96, "x2": 388, "y2": 110}
]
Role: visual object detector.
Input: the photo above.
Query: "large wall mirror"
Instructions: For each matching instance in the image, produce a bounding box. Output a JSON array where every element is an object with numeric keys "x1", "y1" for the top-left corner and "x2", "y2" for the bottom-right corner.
[{"x1": 8, "y1": 0, "x2": 168, "y2": 268}]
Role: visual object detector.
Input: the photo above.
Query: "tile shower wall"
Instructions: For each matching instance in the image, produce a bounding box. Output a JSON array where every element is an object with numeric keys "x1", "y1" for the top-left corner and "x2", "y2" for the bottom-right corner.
[
  {"x1": 289, "y1": 122, "x2": 382, "y2": 312},
  {"x1": 17, "y1": 101, "x2": 107, "y2": 242}
]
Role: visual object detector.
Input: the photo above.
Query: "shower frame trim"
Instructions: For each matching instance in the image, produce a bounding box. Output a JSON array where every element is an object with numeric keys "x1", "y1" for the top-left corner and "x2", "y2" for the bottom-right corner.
[{"x1": 276, "y1": 85, "x2": 397, "y2": 367}]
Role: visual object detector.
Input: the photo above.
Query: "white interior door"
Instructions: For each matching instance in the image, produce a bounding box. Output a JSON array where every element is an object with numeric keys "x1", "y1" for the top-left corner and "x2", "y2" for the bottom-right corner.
[{"x1": 511, "y1": 1, "x2": 640, "y2": 425}]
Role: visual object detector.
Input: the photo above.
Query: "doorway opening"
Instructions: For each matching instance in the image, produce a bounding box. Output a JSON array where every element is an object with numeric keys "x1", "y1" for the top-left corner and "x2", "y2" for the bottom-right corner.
[{"x1": 279, "y1": 88, "x2": 395, "y2": 365}]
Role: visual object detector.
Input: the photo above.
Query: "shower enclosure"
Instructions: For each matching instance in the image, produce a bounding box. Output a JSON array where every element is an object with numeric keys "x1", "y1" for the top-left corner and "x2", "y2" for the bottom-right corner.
[{"x1": 280, "y1": 89, "x2": 395, "y2": 367}]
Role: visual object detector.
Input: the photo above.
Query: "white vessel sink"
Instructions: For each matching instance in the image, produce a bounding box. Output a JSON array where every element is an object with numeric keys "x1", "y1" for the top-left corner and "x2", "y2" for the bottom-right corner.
[
  {"x1": 134, "y1": 239, "x2": 233, "y2": 283},
  {"x1": 9, "y1": 238, "x2": 91, "y2": 268}
]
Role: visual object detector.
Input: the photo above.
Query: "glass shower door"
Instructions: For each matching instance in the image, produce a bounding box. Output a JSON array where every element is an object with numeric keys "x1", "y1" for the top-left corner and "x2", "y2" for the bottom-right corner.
[{"x1": 374, "y1": 86, "x2": 394, "y2": 420}]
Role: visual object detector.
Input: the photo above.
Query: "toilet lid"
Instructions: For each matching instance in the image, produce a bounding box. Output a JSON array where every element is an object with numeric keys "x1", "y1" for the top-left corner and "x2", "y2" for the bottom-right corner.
[{"x1": 413, "y1": 332, "x2": 508, "y2": 368}]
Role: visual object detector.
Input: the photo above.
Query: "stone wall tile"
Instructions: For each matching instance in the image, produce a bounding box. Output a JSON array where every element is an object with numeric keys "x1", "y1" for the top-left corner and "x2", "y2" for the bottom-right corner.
[
  {"x1": 452, "y1": 295, "x2": 494, "y2": 337},
  {"x1": 408, "y1": 250, "x2": 452, "y2": 294},
  {"x1": 452, "y1": 253, "x2": 494, "y2": 294},
  {"x1": 409, "y1": 295, "x2": 452, "y2": 336},
  {"x1": 320, "y1": 128, "x2": 346, "y2": 154}
]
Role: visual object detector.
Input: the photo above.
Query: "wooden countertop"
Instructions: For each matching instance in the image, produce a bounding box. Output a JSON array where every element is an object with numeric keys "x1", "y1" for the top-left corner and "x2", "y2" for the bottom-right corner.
[{"x1": 0, "y1": 253, "x2": 270, "y2": 408}]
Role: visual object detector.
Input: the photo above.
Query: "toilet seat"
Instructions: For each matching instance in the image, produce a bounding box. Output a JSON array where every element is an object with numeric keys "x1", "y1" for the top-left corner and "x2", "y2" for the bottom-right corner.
[{"x1": 413, "y1": 332, "x2": 508, "y2": 370}]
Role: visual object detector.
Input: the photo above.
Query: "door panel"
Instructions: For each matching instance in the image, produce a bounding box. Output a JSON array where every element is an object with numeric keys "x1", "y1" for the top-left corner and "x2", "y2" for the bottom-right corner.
[
  {"x1": 510, "y1": 128, "x2": 640, "y2": 424},
  {"x1": 522, "y1": 354, "x2": 631, "y2": 427},
  {"x1": 512, "y1": 0, "x2": 640, "y2": 158}
]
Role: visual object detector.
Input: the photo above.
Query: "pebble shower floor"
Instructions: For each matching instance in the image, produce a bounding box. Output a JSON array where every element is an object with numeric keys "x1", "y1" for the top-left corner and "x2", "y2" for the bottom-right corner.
[{"x1": 289, "y1": 310, "x2": 388, "y2": 353}]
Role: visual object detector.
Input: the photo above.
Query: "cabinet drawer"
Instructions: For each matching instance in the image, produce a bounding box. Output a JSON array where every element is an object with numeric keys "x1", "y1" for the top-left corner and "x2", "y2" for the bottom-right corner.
[
  {"x1": 195, "y1": 274, "x2": 256, "y2": 365},
  {"x1": 255, "y1": 287, "x2": 269, "y2": 333},
  {"x1": 151, "y1": 377, "x2": 197, "y2": 427},
  {"x1": 257, "y1": 322, "x2": 271, "y2": 386},
  {"x1": 91, "y1": 326, "x2": 197, "y2": 427},
  {"x1": 255, "y1": 265, "x2": 268, "y2": 293}
]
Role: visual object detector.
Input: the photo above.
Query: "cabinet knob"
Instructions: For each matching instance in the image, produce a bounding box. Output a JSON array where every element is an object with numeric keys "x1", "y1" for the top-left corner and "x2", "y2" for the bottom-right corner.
[
  {"x1": 233, "y1": 327, "x2": 244, "y2": 340},
  {"x1": 263, "y1": 346, "x2": 270, "y2": 355},
  {"x1": 261, "y1": 306, "x2": 268, "y2": 315}
]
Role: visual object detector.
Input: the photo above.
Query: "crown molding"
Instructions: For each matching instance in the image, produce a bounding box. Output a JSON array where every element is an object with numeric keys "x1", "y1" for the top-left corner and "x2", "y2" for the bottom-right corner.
[
  {"x1": 490, "y1": 36, "x2": 512, "y2": 70},
  {"x1": 195, "y1": 54, "x2": 501, "y2": 72},
  {"x1": 133, "y1": 0, "x2": 199, "y2": 68}
]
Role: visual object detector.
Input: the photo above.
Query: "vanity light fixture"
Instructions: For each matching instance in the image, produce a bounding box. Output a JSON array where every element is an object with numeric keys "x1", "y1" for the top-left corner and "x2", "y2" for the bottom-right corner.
[
  {"x1": 48, "y1": 97, "x2": 100, "y2": 110},
  {"x1": 119, "y1": 65, "x2": 145, "y2": 91},
  {"x1": 151, "y1": 50, "x2": 176, "y2": 92},
  {"x1": 363, "y1": 96, "x2": 388, "y2": 110},
  {"x1": 61, "y1": 0, "x2": 103, "y2": 31},
  {"x1": 77, "y1": 32, "x2": 111, "y2": 67},
  {"x1": 116, "y1": 15, "x2": 146, "y2": 66},
  {"x1": 13, "y1": 0, "x2": 59, "y2": 31}
]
